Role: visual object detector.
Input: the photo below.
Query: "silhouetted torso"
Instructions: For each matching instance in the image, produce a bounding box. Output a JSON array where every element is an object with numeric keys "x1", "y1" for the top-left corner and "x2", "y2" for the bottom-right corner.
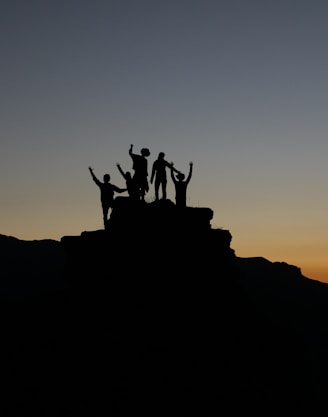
[
  {"x1": 89, "y1": 167, "x2": 126, "y2": 226},
  {"x1": 116, "y1": 163, "x2": 139, "y2": 201},
  {"x1": 129, "y1": 144, "x2": 150, "y2": 201},
  {"x1": 171, "y1": 162, "x2": 193, "y2": 208},
  {"x1": 150, "y1": 152, "x2": 179, "y2": 200}
]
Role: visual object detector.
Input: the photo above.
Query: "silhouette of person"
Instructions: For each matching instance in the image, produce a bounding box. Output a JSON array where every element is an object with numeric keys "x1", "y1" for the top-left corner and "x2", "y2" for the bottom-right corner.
[
  {"x1": 88, "y1": 166, "x2": 126, "y2": 226},
  {"x1": 129, "y1": 144, "x2": 150, "y2": 201},
  {"x1": 150, "y1": 152, "x2": 180, "y2": 201},
  {"x1": 171, "y1": 162, "x2": 193, "y2": 208},
  {"x1": 116, "y1": 163, "x2": 139, "y2": 201}
]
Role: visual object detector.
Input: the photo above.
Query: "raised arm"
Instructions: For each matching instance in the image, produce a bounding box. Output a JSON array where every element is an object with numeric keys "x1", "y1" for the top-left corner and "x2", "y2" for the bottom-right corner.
[
  {"x1": 186, "y1": 162, "x2": 193, "y2": 184},
  {"x1": 129, "y1": 144, "x2": 133, "y2": 156},
  {"x1": 89, "y1": 166, "x2": 101, "y2": 185},
  {"x1": 116, "y1": 163, "x2": 126, "y2": 179},
  {"x1": 167, "y1": 161, "x2": 180, "y2": 175}
]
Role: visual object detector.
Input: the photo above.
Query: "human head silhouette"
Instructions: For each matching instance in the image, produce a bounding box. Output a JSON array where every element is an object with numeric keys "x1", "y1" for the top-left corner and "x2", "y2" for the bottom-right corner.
[
  {"x1": 177, "y1": 173, "x2": 185, "y2": 181},
  {"x1": 158, "y1": 152, "x2": 165, "y2": 159},
  {"x1": 141, "y1": 148, "x2": 150, "y2": 157},
  {"x1": 103, "y1": 174, "x2": 110, "y2": 182}
]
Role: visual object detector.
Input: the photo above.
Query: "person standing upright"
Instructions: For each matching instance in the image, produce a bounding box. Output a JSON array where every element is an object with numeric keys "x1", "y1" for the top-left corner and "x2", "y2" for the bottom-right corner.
[
  {"x1": 150, "y1": 152, "x2": 180, "y2": 201},
  {"x1": 129, "y1": 144, "x2": 150, "y2": 201},
  {"x1": 88, "y1": 166, "x2": 126, "y2": 227}
]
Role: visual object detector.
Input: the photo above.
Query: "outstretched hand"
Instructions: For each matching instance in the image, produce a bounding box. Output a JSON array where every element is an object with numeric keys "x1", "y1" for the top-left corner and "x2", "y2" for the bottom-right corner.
[
  {"x1": 170, "y1": 162, "x2": 182, "y2": 175},
  {"x1": 89, "y1": 166, "x2": 93, "y2": 171}
]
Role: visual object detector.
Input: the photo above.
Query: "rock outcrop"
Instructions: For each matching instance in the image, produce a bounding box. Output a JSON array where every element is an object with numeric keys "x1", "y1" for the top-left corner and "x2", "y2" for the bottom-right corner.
[
  {"x1": 58, "y1": 197, "x2": 315, "y2": 414},
  {"x1": 1, "y1": 198, "x2": 324, "y2": 414}
]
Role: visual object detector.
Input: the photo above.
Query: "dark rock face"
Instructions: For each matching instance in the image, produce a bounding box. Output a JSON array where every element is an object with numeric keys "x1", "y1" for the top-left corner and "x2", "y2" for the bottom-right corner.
[
  {"x1": 61, "y1": 197, "x2": 236, "y2": 286},
  {"x1": 59, "y1": 199, "x2": 247, "y2": 413},
  {"x1": 57, "y1": 198, "x2": 316, "y2": 414},
  {"x1": 1, "y1": 199, "x2": 326, "y2": 414}
]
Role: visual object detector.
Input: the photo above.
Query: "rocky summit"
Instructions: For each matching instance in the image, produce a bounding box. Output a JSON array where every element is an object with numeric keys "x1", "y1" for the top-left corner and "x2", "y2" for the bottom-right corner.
[{"x1": 1, "y1": 197, "x2": 326, "y2": 415}]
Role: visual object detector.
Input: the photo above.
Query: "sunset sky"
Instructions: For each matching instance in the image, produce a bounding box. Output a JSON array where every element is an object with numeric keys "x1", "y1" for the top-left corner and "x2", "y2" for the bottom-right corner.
[{"x1": 2, "y1": 1, "x2": 328, "y2": 283}]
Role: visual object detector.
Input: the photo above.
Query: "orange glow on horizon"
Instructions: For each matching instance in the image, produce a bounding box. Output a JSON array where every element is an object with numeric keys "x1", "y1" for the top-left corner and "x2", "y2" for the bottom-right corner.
[{"x1": 302, "y1": 266, "x2": 328, "y2": 284}]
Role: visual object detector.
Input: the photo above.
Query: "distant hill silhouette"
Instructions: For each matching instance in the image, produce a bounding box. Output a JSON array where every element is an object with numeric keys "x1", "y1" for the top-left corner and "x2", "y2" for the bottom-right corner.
[
  {"x1": 1, "y1": 197, "x2": 327, "y2": 414},
  {"x1": 0, "y1": 233, "x2": 66, "y2": 297}
]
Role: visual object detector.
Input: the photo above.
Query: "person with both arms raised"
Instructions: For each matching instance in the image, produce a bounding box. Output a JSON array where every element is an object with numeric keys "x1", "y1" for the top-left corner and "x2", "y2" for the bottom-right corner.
[
  {"x1": 88, "y1": 166, "x2": 126, "y2": 227},
  {"x1": 170, "y1": 162, "x2": 193, "y2": 208}
]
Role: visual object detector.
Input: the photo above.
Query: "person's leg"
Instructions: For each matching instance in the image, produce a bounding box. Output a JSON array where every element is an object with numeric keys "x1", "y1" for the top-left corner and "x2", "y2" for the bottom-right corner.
[
  {"x1": 140, "y1": 188, "x2": 145, "y2": 201},
  {"x1": 140, "y1": 180, "x2": 146, "y2": 201},
  {"x1": 134, "y1": 176, "x2": 142, "y2": 200},
  {"x1": 162, "y1": 179, "x2": 167, "y2": 200},
  {"x1": 154, "y1": 178, "x2": 160, "y2": 200},
  {"x1": 142, "y1": 177, "x2": 149, "y2": 201},
  {"x1": 102, "y1": 204, "x2": 109, "y2": 227}
]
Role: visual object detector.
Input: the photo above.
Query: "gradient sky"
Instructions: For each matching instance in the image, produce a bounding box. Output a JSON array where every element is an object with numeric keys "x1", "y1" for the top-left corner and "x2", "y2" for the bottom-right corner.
[{"x1": 2, "y1": 0, "x2": 328, "y2": 283}]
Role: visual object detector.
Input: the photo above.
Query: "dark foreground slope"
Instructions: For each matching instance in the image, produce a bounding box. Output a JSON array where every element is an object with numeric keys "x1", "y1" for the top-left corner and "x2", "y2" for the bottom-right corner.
[{"x1": 1, "y1": 198, "x2": 327, "y2": 415}]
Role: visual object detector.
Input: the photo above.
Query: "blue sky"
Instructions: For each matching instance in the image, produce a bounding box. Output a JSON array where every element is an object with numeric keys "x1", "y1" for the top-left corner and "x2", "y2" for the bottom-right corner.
[{"x1": 1, "y1": 0, "x2": 328, "y2": 282}]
